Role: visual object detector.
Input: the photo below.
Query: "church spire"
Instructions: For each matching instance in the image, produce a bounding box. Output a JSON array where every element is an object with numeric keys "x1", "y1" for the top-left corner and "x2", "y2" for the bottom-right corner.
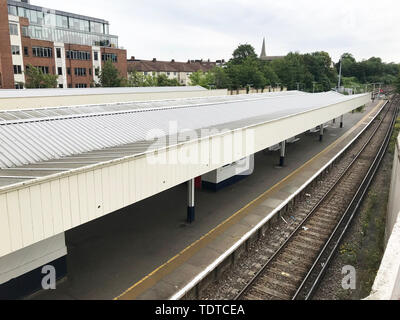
[{"x1": 260, "y1": 37, "x2": 267, "y2": 60}]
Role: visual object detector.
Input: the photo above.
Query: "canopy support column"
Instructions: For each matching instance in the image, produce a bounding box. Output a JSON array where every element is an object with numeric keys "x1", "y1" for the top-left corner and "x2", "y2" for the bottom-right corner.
[
  {"x1": 279, "y1": 141, "x2": 286, "y2": 167},
  {"x1": 319, "y1": 124, "x2": 324, "y2": 142},
  {"x1": 187, "y1": 179, "x2": 195, "y2": 223}
]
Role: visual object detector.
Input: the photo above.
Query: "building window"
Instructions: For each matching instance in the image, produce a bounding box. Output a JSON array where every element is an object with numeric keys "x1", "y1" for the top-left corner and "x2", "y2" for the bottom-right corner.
[
  {"x1": 21, "y1": 26, "x2": 29, "y2": 37},
  {"x1": 67, "y1": 68, "x2": 71, "y2": 75},
  {"x1": 8, "y1": 5, "x2": 17, "y2": 16},
  {"x1": 102, "y1": 53, "x2": 118, "y2": 62},
  {"x1": 58, "y1": 67, "x2": 63, "y2": 75},
  {"x1": 11, "y1": 45, "x2": 20, "y2": 55},
  {"x1": 89, "y1": 68, "x2": 92, "y2": 76},
  {"x1": 94, "y1": 51, "x2": 99, "y2": 61},
  {"x1": 56, "y1": 48, "x2": 62, "y2": 59},
  {"x1": 66, "y1": 50, "x2": 91, "y2": 61},
  {"x1": 32, "y1": 47, "x2": 53, "y2": 58},
  {"x1": 36, "y1": 66, "x2": 49, "y2": 74},
  {"x1": 95, "y1": 68, "x2": 100, "y2": 76},
  {"x1": 15, "y1": 83, "x2": 24, "y2": 89},
  {"x1": 74, "y1": 68, "x2": 87, "y2": 76},
  {"x1": 9, "y1": 23, "x2": 19, "y2": 36},
  {"x1": 68, "y1": 84, "x2": 72, "y2": 88},
  {"x1": 23, "y1": 47, "x2": 29, "y2": 56},
  {"x1": 13, "y1": 65, "x2": 22, "y2": 74},
  {"x1": 75, "y1": 83, "x2": 88, "y2": 88},
  {"x1": 58, "y1": 84, "x2": 64, "y2": 88}
]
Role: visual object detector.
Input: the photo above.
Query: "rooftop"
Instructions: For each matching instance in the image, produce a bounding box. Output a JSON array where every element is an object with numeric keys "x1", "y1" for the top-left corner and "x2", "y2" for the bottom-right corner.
[
  {"x1": 127, "y1": 58, "x2": 217, "y2": 73},
  {"x1": 0, "y1": 91, "x2": 369, "y2": 189},
  {"x1": 0, "y1": 86, "x2": 207, "y2": 100}
]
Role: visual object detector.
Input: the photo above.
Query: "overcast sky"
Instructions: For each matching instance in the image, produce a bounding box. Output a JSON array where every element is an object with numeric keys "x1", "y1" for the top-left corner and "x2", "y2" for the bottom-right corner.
[{"x1": 34, "y1": 0, "x2": 400, "y2": 63}]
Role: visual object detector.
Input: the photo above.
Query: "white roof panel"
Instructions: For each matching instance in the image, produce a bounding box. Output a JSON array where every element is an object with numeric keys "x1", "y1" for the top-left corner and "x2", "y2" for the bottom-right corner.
[
  {"x1": 0, "y1": 91, "x2": 369, "y2": 187},
  {"x1": 0, "y1": 86, "x2": 207, "y2": 99}
]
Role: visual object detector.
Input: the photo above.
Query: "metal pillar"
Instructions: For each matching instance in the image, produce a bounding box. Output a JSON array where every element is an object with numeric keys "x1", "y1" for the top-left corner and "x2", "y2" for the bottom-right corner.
[
  {"x1": 319, "y1": 124, "x2": 324, "y2": 142},
  {"x1": 187, "y1": 179, "x2": 195, "y2": 223},
  {"x1": 279, "y1": 141, "x2": 286, "y2": 167},
  {"x1": 340, "y1": 115, "x2": 344, "y2": 128}
]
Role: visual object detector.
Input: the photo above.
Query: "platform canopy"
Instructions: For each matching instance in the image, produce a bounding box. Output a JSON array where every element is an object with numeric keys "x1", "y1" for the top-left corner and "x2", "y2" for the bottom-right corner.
[
  {"x1": 0, "y1": 91, "x2": 369, "y2": 185},
  {"x1": 0, "y1": 90, "x2": 370, "y2": 258},
  {"x1": 0, "y1": 86, "x2": 227, "y2": 110}
]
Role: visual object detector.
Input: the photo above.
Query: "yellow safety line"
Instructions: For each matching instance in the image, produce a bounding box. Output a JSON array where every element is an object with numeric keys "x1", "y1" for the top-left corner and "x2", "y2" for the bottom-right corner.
[{"x1": 115, "y1": 101, "x2": 384, "y2": 300}]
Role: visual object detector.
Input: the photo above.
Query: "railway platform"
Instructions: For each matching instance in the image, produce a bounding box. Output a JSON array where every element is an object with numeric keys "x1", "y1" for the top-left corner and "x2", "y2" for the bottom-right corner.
[{"x1": 28, "y1": 100, "x2": 384, "y2": 300}]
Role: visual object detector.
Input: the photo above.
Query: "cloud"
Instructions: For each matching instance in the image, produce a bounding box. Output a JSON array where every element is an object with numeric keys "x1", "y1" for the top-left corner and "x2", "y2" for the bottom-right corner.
[{"x1": 33, "y1": 0, "x2": 400, "y2": 63}]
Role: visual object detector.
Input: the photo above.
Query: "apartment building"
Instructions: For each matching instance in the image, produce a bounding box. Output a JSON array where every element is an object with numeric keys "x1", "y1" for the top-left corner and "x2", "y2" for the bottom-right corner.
[
  {"x1": 0, "y1": 0, "x2": 127, "y2": 89},
  {"x1": 127, "y1": 57, "x2": 224, "y2": 86}
]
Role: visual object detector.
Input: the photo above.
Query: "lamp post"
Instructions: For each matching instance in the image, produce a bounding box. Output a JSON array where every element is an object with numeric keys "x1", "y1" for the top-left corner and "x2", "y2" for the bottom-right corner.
[{"x1": 337, "y1": 55, "x2": 343, "y2": 92}]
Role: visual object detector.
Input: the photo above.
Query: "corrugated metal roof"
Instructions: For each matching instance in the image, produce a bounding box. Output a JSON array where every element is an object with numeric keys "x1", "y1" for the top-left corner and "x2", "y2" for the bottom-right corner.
[
  {"x1": 0, "y1": 86, "x2": 207, "y2": 99},
  {"x1": 0, "y1": 91, "x2": 369, "y2": 188},
  {"x1": 0, "y1": 91, "x2": 304, "y2": 124}
]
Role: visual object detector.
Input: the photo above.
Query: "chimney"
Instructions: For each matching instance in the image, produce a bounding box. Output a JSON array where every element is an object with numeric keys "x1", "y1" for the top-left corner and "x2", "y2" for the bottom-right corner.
[
  {"x1": 152, "y1": 58, "x2": 156, "y2": 62},
  {"x1": 130, "y1": 56, "x2": 135, "y2": 60},
  {"x1": 171, "y1": 59, "x2": 175, "y2": 62}
]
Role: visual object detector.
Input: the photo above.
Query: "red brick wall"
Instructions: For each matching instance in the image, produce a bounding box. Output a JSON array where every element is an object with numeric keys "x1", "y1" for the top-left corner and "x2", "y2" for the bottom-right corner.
[
  {"x1": 0, "y1": 0, "x2": 15, "y2": 89},
  {"x1": 64, "y1": 44, "x2": 94, "y2": 87},
  {"x1": 22, "y1": 39, "x2": 56, "y2": 73},
  {"x1": 101, "y1": 47, "x2": 127, "y2": 79}
]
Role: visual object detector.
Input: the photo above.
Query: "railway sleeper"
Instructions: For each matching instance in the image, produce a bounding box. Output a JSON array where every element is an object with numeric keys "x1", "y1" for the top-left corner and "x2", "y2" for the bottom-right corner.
[
  {"x1": 271, "y1": 260, "x2": 309, "y2": 274},
  {"x1": 290, "y1": 240, "x2": 321, "y2": 253},
  {"x1": 266, "y1": 266, "x2": 304, "y2": 283},
  {"x1": 258, "y1": 275, "x2": 298, "y2": 295},
  {"x1": 305, "y1": 219, "x2": 335, "y2": 231},
  {"x1": 284, "y1": 246, "x2": 317, "y2": 260},
  {"x1": 277, "y1": 253, "x2": 311, "y2": 269}
]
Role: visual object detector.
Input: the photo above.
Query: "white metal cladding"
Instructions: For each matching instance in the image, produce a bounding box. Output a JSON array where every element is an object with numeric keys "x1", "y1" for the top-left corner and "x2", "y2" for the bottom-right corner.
[
  {"x1": 0, "y1": 86, "x2": 208, "y2": 99},
  {"x1": 0, "y1": 91, "x2": 304, "y2": 123},
  {"x1": 0, "y1": 92, "x2": 371, "y2": 258},
  {"x1": 0, "y1": 93, "x2": 371, "y2": 258},
  {"x1": 0, "y1": 91, "x2": 367, "y2": 170},
  {"x1": 0, "y1": 87, "x2": 229, "y2": 111}
]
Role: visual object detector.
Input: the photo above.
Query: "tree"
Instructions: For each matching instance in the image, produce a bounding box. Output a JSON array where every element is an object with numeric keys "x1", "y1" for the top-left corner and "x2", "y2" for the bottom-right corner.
[
  {"x1": 189, "y1": 70, "x2": 215, "y2": 89},
  {"x1": 231, "y1": 44, "x2": 258, "y2": 64},
  {"x1": 260, "y1": 63, "x2": 279, "y2": 86},
  {"x1": 213, "y1": 67, "x2": 231, "y2": 89},
  {"x1": 156, "y1": 74, "x2": 180, "y2": 87},
  {"x1": 127, "y1": 70, "x2": 146, "y2": 87},
  {"x1": 24, "y1": 65, "x2": 58, "y2": 88},
  {"x1": 270, "y1": 52, "x2": 312, "y2": 90},
  {"x1": 395, "y1": 74, "x2": 400, "y2": 94},
  {"x1": 99, "y1": 60, "x2": 123, "y2": 87}
]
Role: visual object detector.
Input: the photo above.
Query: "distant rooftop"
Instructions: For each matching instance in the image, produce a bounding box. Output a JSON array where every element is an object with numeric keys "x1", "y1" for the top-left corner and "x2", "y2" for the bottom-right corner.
[{"x1": 127, "y1": 58, "x2": 220, "y2": 73}]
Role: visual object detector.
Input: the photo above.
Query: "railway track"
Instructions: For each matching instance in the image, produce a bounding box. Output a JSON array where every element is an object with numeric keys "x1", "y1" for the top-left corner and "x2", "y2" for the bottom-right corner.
[{"x1": 235, "y1": 96, "x2": 399, "y2": 301}]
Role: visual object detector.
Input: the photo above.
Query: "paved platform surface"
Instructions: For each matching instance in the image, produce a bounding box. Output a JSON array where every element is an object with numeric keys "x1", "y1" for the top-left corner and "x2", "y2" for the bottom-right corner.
[{"x1": 28, "y1": 101, "x2": 382, "y2": 300}]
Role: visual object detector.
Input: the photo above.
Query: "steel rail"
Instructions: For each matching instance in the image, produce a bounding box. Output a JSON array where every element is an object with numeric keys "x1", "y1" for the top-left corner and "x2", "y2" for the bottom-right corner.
[
  {"x1": 294, "y1": 96, "x2": 399, "y2": 300},
  {"x1": 235, "y1": 97, "x2": 394, "y2": 300}
]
